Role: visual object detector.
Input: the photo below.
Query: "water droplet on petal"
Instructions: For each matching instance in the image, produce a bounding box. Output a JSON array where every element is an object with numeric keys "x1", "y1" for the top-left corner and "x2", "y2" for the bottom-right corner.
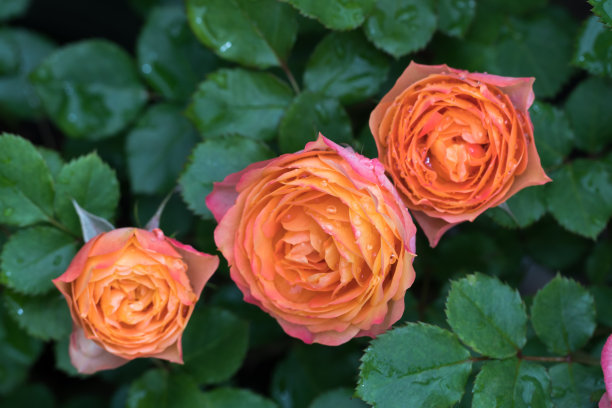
[
  {"x1": 366, "y1": 244, "x2": 374, "y2": 252},
  {"x1": 389, "y1": 254, "x2": 397, "y2": 264},
  {"x1": 326, "y1": 205, "x2": 337, "y2": 214},
  {"x1": 321, "y1": 180, "x2": 328, "y2": 187}
]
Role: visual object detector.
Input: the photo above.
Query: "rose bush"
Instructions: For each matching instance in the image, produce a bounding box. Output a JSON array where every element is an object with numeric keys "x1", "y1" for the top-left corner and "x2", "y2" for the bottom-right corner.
[
  {"x1": 207, "y1": 134, "x2": 417, "y2": 345},
  {"x1": 53, "y1": 227, "x2": 219, "y2": 374},
  {"x1": 370, "y1": 61, "x2": 551, "y2": 246}
]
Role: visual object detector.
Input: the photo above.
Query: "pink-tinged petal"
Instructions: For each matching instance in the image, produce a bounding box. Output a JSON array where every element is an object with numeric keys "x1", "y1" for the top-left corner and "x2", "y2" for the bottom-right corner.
[
  {"x1": 69, "y1": 326, "x2": 127, "y2": 374},
  {"x1": 168, "y1": 239, "x2": 219, "y2": 297},
  {"x1": 412, "y1": 210, "x2": 459, "y2": 248},
  {"x1": 206, "y1": 159, "x2": 274, "y2": 222},
  {"x1": 467, "y1": 73, "x2": 535, "y2": 111},
  {"x1": 214, "y1": 204, "x2": 242, "y2": 265},
  {"x1": 311, "y1": 326, "x2": 361, "y2": 346},
  {"x1": 53, "y1": 234, "x2": 101, "y2": 284},
  {"x1": 275, "y1": 317, "x2": 315, "y2": 344},
  {"x1": 599, "y1": 393, "x2": 611, "y2": 408},
  {"x1": 603, "y1": 334, "x2": 612, "y2": 399},
  {"x1": 358, "y1": 298, "x2": 405, "y2": 339},
  {"x1": 88, "y1": 228, "x2": 135, "y2": 257},
  {"x1": 133, "y1": 228, "x2": 180, "y2": 258},
  {"x1": 151, "y1": 340, "x2": 183, "y2": 364}
]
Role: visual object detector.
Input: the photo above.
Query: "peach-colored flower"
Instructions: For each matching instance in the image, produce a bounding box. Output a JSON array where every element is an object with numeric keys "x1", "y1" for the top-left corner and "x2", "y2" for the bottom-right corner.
[
  {"x1": 370, "y1": 61, "x2": 551, "y2": 246},
  {"x1": 601, "y1": 334, "x2": 612, "y2": 408},
  {"x1": 207, "y1": 134, "x2": 417, "y2": 346},
  {"x1": 53, "y1": 228, "x2": 219, "y2": 374}
]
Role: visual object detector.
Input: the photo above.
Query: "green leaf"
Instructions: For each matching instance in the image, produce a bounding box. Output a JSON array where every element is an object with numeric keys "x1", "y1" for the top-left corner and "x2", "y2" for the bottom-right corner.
[
  {"x1": 54, "y1": 153, "x2": 120, "y2": 235},
  {"x1": 487, "y1": 186, "x2": 547, "y2": 229},
  {"x1": 446, "y1": 273, "x2": 527, "y2": 358},
  {"x1": 1, "y1": 226, "x2": 77, "y2": 295},
  {"x1": 523, "y1": 217, "x2": 591, "y2": 270},
  {"x1": 493, "y1": 10, "x2": 575, "y2": 99},
  {"x1": 281, "y1": 0, "x2": 376, "y2": 30},
  {"x1": 354, "y1": 125, "x2": 378, "y2": 159},
  {"x1": 550, "y1": 363, "x2": 605, "y2": 408},
  {"x1": 127, "y1": 369, "x2": 205, "y2": 408},
  {"x1": 179, "y1": 306, "x2": 249, "y2": 385},
  {"x1": 0, "y1": 133, "x2": 54, "y2": 227},
  {"x1": 530, "y1": 275, "x2": 596, "y2": 354},
  {"x1": 587, "y1": 239, "x2": 612, "y2": 284},
  {"x1": 279, "y1": 91, "x2": 353, "y2": 153},
  {"x1": 202, "y1": 388, "x2": 277, "y2": 408},
  {"x1": 179, "y1": 135, "x2": 274, "y2": 219},
  {"x1": 565, "y1": 77, "x2": 612, "y2": 153},
  {"x1": 546, "y1": 159, "x2": 612, "y2": 239},
  {"x1": 309, "y1": 388, "x2": 367, "y2": 408},
  {"x1": 126, "y1": 104, "x2": 198, "y2": 195},
  {"x1": 357, "y1": 323, "x2": 471, "y2": 408},
  {"x1": 272, "y1": 343, "x2": 362, "y2": 408},
  {"x1": 30, "y1": 39, "x2": 148, "y2": 140},
  {"x1": 530, "y1": 101, "x2": 575, "y2": 169},
  {"x1": 3, "y1": 290, "x2": 72, "y2": 341},
  {"x1": 592, "y1": 286, "x2": 612, "y2": 327},
  {"x1": 0, "y1": 0, "x2": 30, "y2": 21},
  {"x1": 575, "y1": 16, "x2": 612, "y2": 78},
  {"x1": 187, "y1": 68, "x2": 293, "y2": 141},
  {"x1": 589, "y1": 0, "x2": 612, "y2": 27},
  {"x1": 186, "y1": 0, "x2": 297, "y2": 68},
  {"x1": 363, "y1": 0, "x2": 437, "y2": 58},
  {"x1": 137, "y1": 5, "x2": 218, "y2": 102},
  {"x1": 480, "y1": 0, "x2": 548, "y2": 14},
  {"x1": 472, "y1": 359, "x2": 552, "y2": 408},
  {"x1": 303, "y1": 31, "x2": 389, "y2": 105},
  {"x1": 0, "y1": 28, "x2": 56, "y2": 120},
  {"x1": 0, "y1": 301, "x2": 43, "y2": 394},
  {"x1": 437, "y1": 0, "x2": 476, "y2": 38},
  {"x1": 37, "y1": 147, "x2": 64, "y2": 180},
  {"x1": 1, "y1": 383, "x2": 55, "y2": 408}
]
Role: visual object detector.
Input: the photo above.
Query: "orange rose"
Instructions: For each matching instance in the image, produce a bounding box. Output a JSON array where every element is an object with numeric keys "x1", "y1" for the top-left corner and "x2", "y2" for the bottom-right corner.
[
  {"x1": 53, "y1": 228, "x2": 219, "y2": 374},
  {"x1": 207, "y1": 134, "x2": 417, "y2": 345},
  {"x1": 371, "y1": 62, "x2": 551, "y2": 246}
]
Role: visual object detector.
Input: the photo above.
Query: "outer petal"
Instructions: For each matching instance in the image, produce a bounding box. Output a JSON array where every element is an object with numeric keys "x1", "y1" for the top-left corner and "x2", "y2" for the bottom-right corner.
[
  {"x1": 168, "y1": 238, "x2": 219, "y2": 297},
  {"x1": 412, "y1": 210, "x2": 459, "y2": 248},
  {"x1": 69, "y1": 326, "x2": 128, "y2": 374},
  {"x1": 206, "y1": 159, "x2": 274, "y2": 222},
  {"x1": 603, "y1": 334, "x2": 612, "y2": 402},
  {"x1": 600, "y1": 393, "x2": 611, "y2": 408}
]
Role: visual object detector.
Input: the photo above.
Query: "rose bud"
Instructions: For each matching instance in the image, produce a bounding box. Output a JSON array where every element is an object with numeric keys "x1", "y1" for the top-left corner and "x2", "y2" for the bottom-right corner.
[
  {"x1": 370, "y1": 61, "x2": 551, "y2": 246},
  {"x1": 53, "y1": 228, "x2": 219, "y2": 374},
  {"x1": 601, "y1": 334, "x2": 612, "y2": 408},
  {"x1": 207, "y1": 134, "x2": 417, "y2": 346}
]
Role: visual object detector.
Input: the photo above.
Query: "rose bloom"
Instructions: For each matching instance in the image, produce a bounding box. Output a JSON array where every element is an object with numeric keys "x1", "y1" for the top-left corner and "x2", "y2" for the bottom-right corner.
[
  {"x1": 370, "y1": 61, "x2": 551, "y2": 246},
  {"x1": 207, "y1": 134, "x2": 417, "y2": 345},
  {"x1": 53, "y1": 228, "x2": 219, "y2": 374},
  {"x1": 601, "y1": 334, "x2": 612, "y2": 408}
]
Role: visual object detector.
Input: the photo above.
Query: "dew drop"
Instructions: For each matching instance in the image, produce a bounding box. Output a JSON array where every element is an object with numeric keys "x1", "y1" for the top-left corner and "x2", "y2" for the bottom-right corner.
[
  {"x1": 389, "y1": 254, "x2": 397, "y2": 264},
  {"x1": 219, "y1": 41, "x2": 232, "y2": 53},
  {"x1": 141, "y1": 63, "x2": 152, "y2": 74},
  {"x1": 17, "y1": 308, "x2": 23, "y2": 316},
  {"x1": 366, "y1": 244, "x2": 374, "y2": 252},
  {"x1": 326, "y1": 205, "x2": 337, "y2": 214},
  {"x1": 355, "y1": 230, "x2": 361, "y2": 238},
  {"x1": 321, "y1": 180, "x2": 328, "y2": 187}
]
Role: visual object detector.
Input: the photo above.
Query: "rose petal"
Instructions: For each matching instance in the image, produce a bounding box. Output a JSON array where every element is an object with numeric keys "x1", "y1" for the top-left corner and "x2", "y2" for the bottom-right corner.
[
  {"x1": 411, "y1": 210, "x2": 459, "y2": 247},
  {"x1": 603, "y1": 335, "x2": 612, "y2": 400},
  {"x1": 599, "y1": 393, "x2": 611, "y2": 408},
  {"x1": 169, "y1": 239, "x2": 219, "y2": 297},
  {"x1": 69, "y1": 326, "x2": 127, "y2": 374},
  {"x1": 206, "y1": 159, "x2": 274, "y2": 222}
]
